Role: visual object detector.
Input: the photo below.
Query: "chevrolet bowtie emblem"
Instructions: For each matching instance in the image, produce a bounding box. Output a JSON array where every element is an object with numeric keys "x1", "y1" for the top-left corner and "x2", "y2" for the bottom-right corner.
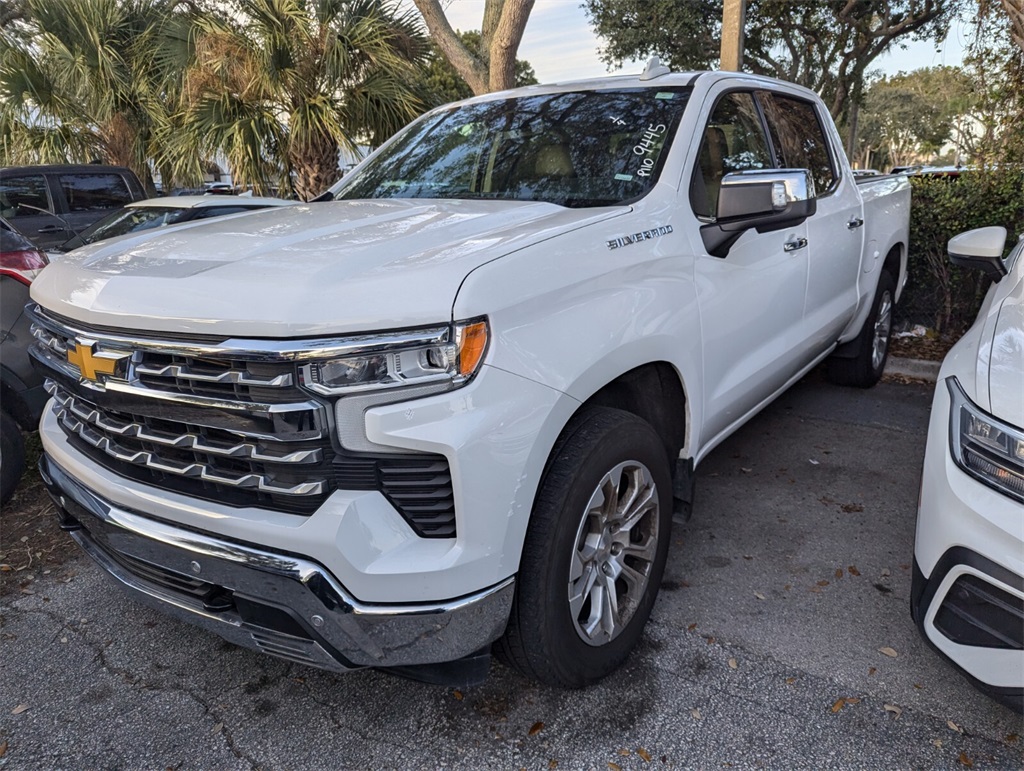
[{"x1": 67, "y1": 342, "x2": 125, "y2": 382}]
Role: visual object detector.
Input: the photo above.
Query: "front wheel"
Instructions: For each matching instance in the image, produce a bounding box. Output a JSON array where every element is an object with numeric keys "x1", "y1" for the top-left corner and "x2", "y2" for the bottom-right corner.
[
  {"x1": 497, "y1": 408, "x2": 672, "y2": 687},
  {"x1": 827, "y1": 270, "x2": 895, "y2": 388}
]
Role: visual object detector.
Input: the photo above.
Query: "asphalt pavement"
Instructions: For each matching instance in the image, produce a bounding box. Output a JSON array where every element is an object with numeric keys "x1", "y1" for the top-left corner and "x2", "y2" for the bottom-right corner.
[{"x1": 2, "y1": 374, "x2": 1022, "y2": 770}]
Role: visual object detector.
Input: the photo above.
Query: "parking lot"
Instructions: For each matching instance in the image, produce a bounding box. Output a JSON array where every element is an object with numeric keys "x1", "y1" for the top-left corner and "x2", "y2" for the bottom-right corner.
[{"x1": 1, "y1": 374, "x2": 1021, "y2": 770}]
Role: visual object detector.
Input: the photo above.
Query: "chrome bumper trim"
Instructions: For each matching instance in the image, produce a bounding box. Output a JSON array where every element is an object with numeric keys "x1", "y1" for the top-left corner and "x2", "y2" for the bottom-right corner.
[{"x1": 39, "y1": 454, "x2": 513, "y2": 672}]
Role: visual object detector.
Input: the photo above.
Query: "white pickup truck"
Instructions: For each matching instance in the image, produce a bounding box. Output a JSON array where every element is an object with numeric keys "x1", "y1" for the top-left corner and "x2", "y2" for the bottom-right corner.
[{"x1": 30, "y1": 66, "x2": 910, "y2": 688}]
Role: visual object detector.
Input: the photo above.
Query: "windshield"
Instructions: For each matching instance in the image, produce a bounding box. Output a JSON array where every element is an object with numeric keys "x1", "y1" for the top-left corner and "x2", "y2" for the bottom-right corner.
[
  {"x1": 334, "y1": 87, "x2": 693, "y2": 208},
  {"x1": 57, "y1": 206, "x2": 191, "y2": 251}
]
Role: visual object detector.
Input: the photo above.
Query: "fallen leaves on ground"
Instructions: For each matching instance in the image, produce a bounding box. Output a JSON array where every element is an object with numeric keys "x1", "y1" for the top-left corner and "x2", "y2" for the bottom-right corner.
[
  {"x1": 528, "y1": 721, "x2": 544, "y2": 736},
  {"x1": 0, "y1": 741, "x2": 7, "y2": 757},
  {"x1": 10, "y1": 704, "x2": 28, "y2": 715},
  {"x1": 959, "y1": 752, "x2": 974, "y2": 767},
  {"x1": 1005, "y1": 733, "x2": 1020, "y2": 744},
  {"x1": 868, "y1": 667, "x2": 877, "y2": 676},
  {"x1": 932, "y1": 739, "x2": 943, "y2": 748},
  {"x1": 785, "y1": 677, "x2": 796, "y2": 685},
  {"x1": 848, "y1": 565, "x2": 861, "y2": 576},
  {"x1": 754, "y1": 591, "x2": 766, "y2": 600},
  {"x1": 884, "y1": 703, "x2": 903, "y2": 720},
  {"x1": 878, "y1": 646, "x2": 898, "y2": 658},
  {"x1": 211, "y1": 723, "x2": 223, "y2": 735},
  {"x1": 817, "y1": 580, "x2": 830, "y2": 587},
  {"x1": 835, "y1": 568, "x2": 844, "y2": 579},
  {"x1": 608, "y1": 763, "x2": 622, "y2": 771},
  {"x1": 947, "y1": 720, "x2": 962, "y2": 733},
  {"x1": 548, "y1": 761, "x2": 558, "y2": 770},
  {"x1": 690, "y1": 708, "x2": 702, "y2": 720},
  {"x1": 840, "y1": 503, "x2": 863, "y2": 513},
  {"x1": 637, "y1": 747, "x2": 652, "y2": 762},
  {"x1": 728, "y1": 658, "x2": 738, "y2": 670},
  {"x1": 453, "y1": 690, "x2": 463, "y2": 701},
  {"x1": 831, "y1": 697, "x2": 861, "y2": 713},
  {"x1": 687, "y1": 623, "x2": 697, "y2": 631}
]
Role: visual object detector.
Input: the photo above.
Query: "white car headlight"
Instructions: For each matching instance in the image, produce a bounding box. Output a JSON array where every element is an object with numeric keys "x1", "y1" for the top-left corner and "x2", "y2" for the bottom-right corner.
[
  {"x1": 948, "y1": 377, "x2": 1024, "y2": 502},
  {"x1": 299, "y1": 318, "x2": 488, "y2": 396}
]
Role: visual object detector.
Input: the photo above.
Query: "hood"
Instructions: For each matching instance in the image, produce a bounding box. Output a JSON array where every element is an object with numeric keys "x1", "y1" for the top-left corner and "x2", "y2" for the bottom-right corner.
[
  {"x1": 31, "y1": 199, "x2": 625, "y2": 338},
  {"x1": 987, "y1": 273, "x2": 1024, "y2": 427}
]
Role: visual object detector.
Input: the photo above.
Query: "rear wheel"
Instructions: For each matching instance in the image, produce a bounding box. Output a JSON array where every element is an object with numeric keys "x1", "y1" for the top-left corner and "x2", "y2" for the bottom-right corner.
[
  {"x1": 1, "y1": 410, "x2": 25, "y2": 506},
  {"x1": 497, "y1": 408, "x2": 672, "y2": 687},
  {"x1": 827, "y1": 270, "x2": 895, "y2": 388}
]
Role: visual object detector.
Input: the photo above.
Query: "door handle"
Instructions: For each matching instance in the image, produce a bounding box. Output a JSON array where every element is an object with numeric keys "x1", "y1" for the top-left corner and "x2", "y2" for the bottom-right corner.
[
  {"x1": 37, "y1": 224, "x2": 68, "y2": 233},
  {"x1": 847, "y1": 216, "x2": 864, "y2": 230},
  {"x1": 783, "y1": 237, "x2": 808, "y2": 252}
]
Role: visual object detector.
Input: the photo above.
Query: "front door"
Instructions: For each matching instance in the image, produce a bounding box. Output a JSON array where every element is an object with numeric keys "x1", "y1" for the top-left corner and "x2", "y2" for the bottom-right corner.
[{"x1": 687, "y1": 90, "x2": 810, "y2": 447}]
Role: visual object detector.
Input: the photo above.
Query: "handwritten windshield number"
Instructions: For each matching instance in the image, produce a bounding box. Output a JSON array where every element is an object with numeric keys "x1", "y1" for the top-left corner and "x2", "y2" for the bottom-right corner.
[{"x1": 634, "y1": 124, "x2": 667, "y2": 177}]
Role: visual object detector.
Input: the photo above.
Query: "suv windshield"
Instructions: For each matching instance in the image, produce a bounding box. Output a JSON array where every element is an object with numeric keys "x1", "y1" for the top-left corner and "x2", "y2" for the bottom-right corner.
[
  {"x1": 57, "y1": 206, "x2": 190, "y2": 252},
  {"x1": 334, "y1": 87, "x2": 693, "y2": 208}
]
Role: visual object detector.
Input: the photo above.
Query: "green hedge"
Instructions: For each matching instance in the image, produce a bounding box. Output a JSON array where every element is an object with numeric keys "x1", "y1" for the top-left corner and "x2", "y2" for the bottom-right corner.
[{"x1": 903, "y1": 168, "x2": 1024, "y2": 334}]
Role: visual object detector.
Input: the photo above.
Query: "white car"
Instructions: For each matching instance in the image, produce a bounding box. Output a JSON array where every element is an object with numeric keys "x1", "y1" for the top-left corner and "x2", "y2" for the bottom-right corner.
[
  {"x1": 50, "y1": 195, "x2": 294, "y2": 255},
  {"x1": 912, "y1": 226, "x2": 1024, "y2": 712}
]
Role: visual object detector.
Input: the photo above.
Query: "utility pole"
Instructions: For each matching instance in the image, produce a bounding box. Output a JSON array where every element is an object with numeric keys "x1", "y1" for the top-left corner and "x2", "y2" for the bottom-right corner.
[{"x1": 720, "y1": 0, "x2": 746, "y2": 71}]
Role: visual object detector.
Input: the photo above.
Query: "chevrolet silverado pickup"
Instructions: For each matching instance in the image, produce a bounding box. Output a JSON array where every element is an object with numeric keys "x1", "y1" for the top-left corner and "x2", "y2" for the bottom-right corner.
[{"x1": 29, "y1": 65, "x2": 910, "y2": 687}]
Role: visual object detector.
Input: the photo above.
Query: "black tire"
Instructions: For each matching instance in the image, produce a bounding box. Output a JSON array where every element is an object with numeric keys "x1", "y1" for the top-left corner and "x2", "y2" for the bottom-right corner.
[
  {"x1": 827, "y1": 270, "x2": 896, "y2": 388},
  {"x1": 497, "y1": 407, "x2": 673, "y2": 688},
  {"x1": 1, "y1": 410, "x2": 26, "y2": 506}
]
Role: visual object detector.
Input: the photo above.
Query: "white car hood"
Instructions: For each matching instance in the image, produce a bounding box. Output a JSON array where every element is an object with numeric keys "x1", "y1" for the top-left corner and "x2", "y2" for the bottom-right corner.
[
  {"x1": 988, "y1": 273, "x2": 1024, "y2": 427},
  {"x1": 31, "y1": 199, "x2": 624, "y2": 337}
]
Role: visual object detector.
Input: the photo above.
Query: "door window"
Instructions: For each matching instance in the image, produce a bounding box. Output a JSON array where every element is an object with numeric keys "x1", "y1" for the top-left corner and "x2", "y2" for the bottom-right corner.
[
  {"x1": 0, "y1": 175, "x2": 51, "y2": 217},
  {"x1": 690, "y1": 92, "x2": 774, "y2": 218},
  {"x1": 58, "y1": 173, "x2": 133, "y2": 211},
  {"x1": 758, "y1": 93, "x2": 837, "y2": 196}
]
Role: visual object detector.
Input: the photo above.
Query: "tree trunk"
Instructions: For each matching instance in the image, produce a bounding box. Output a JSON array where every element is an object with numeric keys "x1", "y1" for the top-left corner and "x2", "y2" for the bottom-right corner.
[
  {"x1": 412, "y1": 0, "x2": 534, "y2": 94},
  {"x1": 290, "y1": 133, "x2": 341, "y2": 201},
  {"x1": 1004, "y1": 0, "x2": 1024, "y2": 53},
  {"x1": 488, "y1": 0, "x2": 535, "y2": 91},
  {"x1": 413, "y1": 0, "x2": 490, "y2": 94}
]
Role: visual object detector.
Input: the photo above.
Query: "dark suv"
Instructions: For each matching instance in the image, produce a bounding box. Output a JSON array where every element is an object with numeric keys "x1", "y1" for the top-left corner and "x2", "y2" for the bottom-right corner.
[
  {"x1": 0, "y1": 165, "x2": 146, "y2": 249},
  {"x1": 1, "y1": 218, "x2": 48, "y2": 503}
]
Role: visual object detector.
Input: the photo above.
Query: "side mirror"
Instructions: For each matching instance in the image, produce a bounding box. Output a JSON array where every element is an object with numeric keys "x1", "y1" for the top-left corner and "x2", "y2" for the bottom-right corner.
[
  {"x1": 948, "y1": 226, "x2": 1008, "y2": 283},
  {"x1": 701, "y1": 170, "x2": 817, "y2": 257}
]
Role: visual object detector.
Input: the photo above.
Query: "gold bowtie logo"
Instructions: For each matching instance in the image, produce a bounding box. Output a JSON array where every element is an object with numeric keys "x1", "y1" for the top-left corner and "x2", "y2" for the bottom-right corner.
[{"x1": 67, "y1": 343, "x2": 121, "y2": 381}]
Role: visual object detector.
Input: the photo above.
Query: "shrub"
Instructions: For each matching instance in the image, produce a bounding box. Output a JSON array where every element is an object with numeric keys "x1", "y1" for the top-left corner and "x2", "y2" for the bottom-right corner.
[{"x1": 902, "y1": 168, "x2": 1024, "y2": 335}]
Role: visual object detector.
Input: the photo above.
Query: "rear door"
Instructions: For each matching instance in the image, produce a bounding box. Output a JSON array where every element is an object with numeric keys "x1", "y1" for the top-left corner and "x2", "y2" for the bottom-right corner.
[
  {"x1": 689, "y1": 89, "x2": 811, "y2": 446},
  {"x1": 54, "y1": 171, "x2": 137, "y2": 236},
  {"x1": 0, "y1": 173, "x2": 70, "y2": 248},
  {"x1": 758, "y1": 91, "x2": 863, "y2": 348}
]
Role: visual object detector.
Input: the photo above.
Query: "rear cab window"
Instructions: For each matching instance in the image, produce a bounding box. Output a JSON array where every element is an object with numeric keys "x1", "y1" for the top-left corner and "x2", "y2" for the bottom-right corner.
[{"x1": 335, "y1": 87, "x2": 694, "y2": 208}]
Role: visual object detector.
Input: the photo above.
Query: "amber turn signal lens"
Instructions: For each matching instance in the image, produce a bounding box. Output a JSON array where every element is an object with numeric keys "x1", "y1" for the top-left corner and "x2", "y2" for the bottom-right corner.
[{"x1": 457, "y1": 321, "x2": 488, "y2": 376}]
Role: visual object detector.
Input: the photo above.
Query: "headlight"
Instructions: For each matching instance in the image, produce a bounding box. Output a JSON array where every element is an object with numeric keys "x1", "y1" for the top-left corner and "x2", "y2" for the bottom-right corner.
[
  {"x1": 299, "y1": 318, "x2": 489, "y2": 396},
  {"x1": 948, "y1": 377, "x2": 1024, "y2": 502}
]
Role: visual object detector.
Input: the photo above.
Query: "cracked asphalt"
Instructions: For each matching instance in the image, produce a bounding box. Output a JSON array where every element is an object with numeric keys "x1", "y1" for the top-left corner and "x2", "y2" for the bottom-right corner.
[{"x1": 2, "y1": 375, "x2": 1022, "y2": 769}]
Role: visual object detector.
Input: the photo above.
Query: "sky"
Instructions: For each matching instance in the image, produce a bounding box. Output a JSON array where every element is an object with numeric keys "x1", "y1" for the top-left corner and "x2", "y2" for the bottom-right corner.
[{"x1": 423, "y1": 0, "x2": 971, "y2": 84}]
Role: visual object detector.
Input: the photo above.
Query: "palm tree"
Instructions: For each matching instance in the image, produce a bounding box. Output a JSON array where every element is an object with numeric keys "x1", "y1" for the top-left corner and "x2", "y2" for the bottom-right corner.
[
  {"x1": 176, "y1": 0, "x2": 429, "y2": 200},
  {"x1": 0, "y1": 0, "x2": 196, "y2": 193}
]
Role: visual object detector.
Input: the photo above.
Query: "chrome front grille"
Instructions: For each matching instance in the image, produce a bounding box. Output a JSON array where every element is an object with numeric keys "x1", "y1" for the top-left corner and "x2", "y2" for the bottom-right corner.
[
  {"x1": 28, "y1": 304, "x2": 458, "y2": 535},
  {"x1": 49, "y1": 382, "x2": 326, "y2": 497}
]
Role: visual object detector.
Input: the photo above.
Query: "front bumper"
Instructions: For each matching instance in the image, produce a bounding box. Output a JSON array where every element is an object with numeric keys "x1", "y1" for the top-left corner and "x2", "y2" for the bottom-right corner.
[
  {"x1": 913, "y1": 379, "x2": 1024, "y2": 709},
  {"x1": 40, "y1": 454, "x2": 514, "y2": 673}
]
